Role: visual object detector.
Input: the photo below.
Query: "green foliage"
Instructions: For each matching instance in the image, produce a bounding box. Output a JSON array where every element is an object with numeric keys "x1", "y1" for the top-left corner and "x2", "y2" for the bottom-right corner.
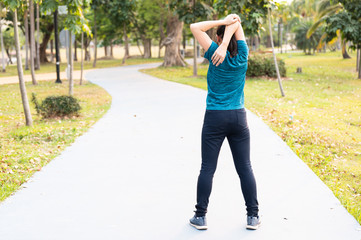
[
  {"x1": 171, "y1": 0, "x2": 213, "y2": 24},
  {"x1": 32, "y1": 93, "x2": 81, "y2": 118},
  {"x1": 40, "y1": 0, "x2": 91, "y2": 35},
  {"x1": 107, "y1": 0, "x2": 136, "y2": 25},
  {"x1": 295, "y1": 21, "x2": 323, "y2": 54},
  {"x1": 2, "y1": 26, "x2": 15, "y2": 50},
  {"x1": 134, "y1": 0, "x2": 164, "y2": 40},
  {"x1": 325, "y1": 7, "x2": 361, "y2": 50},
  {"x1": 214, "y1": 0, "x2": 268, "y2": 36},
  {"x1": 247, "y1": 55, "x2": 286, "y2": 78}
]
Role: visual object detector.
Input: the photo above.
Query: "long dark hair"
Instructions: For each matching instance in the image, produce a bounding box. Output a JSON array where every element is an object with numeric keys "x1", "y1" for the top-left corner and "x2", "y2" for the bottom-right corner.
[{"x1": 216, "y1": 25, "x2": 238, "y2": 58}]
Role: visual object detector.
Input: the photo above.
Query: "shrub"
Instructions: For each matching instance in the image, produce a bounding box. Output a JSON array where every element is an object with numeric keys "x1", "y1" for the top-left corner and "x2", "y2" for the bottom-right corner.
[
  {"x1": 247, "y1": 55, "x2": 286, "y2": 78},
  {"x1": 32, "y1": 93, "x2": 81, "y2": 118}
]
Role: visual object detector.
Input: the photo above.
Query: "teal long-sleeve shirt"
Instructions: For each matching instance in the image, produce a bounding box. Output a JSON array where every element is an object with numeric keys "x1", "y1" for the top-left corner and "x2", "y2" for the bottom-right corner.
[{"x1": 203, "y1": 40, "x2": 249, "y2": 110}]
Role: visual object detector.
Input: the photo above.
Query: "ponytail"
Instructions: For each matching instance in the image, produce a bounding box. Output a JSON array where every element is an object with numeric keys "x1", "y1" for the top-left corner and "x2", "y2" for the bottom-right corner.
[{"x1": 216, "y1": 25, "x2": 238, "y2": 58}]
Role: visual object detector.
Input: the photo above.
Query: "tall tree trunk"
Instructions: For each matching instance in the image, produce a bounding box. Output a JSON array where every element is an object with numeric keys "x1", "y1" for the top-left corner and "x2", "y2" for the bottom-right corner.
[
  {"x1": 136, "y1": 39, "x2": 143, "y2": 56},
  {"x1": 84, "y1": 37, "x2": 90, "y2": 61},
  {"x1": 122, "y1": 23, "x2": 129, "y2": 64},
  {"x1": 278, "y1": 20, "x2": 281, "y2": 52},
  {"x1": 182, "y1": 28, "x2": 186, "y2": 50},
  {"x1": 80, "y1": 31, "x2": 84, "y2": 85},
  {"x1": 158, "y1": 15, "x2": 166, "y2": 58},
  {"x1": 357, "y1": 49, "x2": 360, "y2": 72},
  {"x1": 143, "y1": 38, "x2": 152, "y2": 58},
  {"x1": 93, "y1": 9, "x2": 97, "y2": 68},
  {"x1": 5, "y1": 49, "x2": 13, "y2": 64},
  {"x1": 358, "y1": 48, "x2": 361, "y2": 79},
  {"x1": 110, "y1": 43, "x2": 113, "y2": 57},
  {"x1": 29, "y1": 0, "x2": 37, "y2": 84},
  {"x1": 50, "y1": 39, "x2": 54, "y2": 62},
  {"x1": 35, "y1": 3, "x2": 40, "y2": 70},
  {"x1": 268, "y1": 8, "x2": 285, "y2": 97},
  {"x1": 193, "y1": 37, "x2": 197, "y2": 76},
  {"x1": 74, "y1": 39, "x2": 78, "y2": 61},
  {"x1": 104, "y1": 45, "x2": 107, "y2": 57},
  {"x1": 161, "y1": 15, "x2": 186, "y2": 67},
  {"x1": 69, "y1": 32, "x2": 73, "y2": 95},
  {"x1": 0, "y1": 8, "x2": 6, "y2": 72},
  {"x1": 285, "y1": 25, "x2": 288, "y2": 53},
  {"x1": 39, "y1": 23, "x2": 54, "y2": 63},
  {"x1": 280, "y1": 18, "x2": 283, "y2": 53},
  {"x1": 13, "y1": 10, "x2": 33, "y2": 126},
  {"x1": 24, "y1": 9, "x2": 29, "y2": 70},
  {"x1": 341, "y1": 39, "x2": 351, "y2": 59}
]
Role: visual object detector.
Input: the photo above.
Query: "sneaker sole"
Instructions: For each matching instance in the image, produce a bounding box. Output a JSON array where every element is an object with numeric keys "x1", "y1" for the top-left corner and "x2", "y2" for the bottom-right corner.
[
  {"x1": 189, "y1": 222, "x2": 208, "y2": 230},
  {"x1": 246, "y1": 223, "x2": 261, "y2": 230}
]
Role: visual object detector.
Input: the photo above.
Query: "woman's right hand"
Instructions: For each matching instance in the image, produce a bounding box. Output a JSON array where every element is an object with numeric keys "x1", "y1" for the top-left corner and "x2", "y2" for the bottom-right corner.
[{"x1": 223, "y1": 14, "x2": 241, "y2": 26}]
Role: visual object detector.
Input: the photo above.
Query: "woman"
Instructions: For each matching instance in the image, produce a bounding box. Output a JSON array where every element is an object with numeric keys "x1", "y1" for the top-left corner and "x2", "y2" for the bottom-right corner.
[{"x1": 189, "y1": 14, "x2": 260, "y2": 230}]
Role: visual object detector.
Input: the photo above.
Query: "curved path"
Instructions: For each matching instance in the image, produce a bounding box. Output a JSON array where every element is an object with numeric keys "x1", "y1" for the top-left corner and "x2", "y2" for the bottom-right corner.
[{"x1": 0, "y1": 63, "x2": 360, "y2": 239}]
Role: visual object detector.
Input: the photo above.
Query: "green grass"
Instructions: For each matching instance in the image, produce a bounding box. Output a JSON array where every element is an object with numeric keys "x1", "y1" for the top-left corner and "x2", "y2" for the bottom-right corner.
[
  {"x1": 0, "y1": 57, "x2": 163, "y2": 78},
  {"x1": 0, "y1": 80, "x2": 112, "y2": 201},
  {"x1": 141, "y1": 50, "x2": 361, "y2": 224}
]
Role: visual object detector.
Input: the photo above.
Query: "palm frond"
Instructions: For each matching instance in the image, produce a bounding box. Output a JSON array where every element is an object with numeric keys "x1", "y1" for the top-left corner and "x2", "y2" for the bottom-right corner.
[
  {"x1": 307, "y1": 17, "x2": 325, "y2": 38},
  {"x1": 318, "y1": 3, "x2": 343, "y2": 19}
]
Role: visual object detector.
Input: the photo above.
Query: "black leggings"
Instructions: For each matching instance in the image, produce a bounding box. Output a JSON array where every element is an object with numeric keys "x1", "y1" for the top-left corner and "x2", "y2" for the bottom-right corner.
[{"x1": 195, "y1": 109, "x2": 259, "y2": 217}]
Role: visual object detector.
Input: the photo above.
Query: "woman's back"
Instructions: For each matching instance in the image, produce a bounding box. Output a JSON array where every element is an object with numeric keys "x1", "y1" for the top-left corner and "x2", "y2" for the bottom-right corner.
[{"x1": 203, "y1": 40, "x2": 249, "y2": 110}]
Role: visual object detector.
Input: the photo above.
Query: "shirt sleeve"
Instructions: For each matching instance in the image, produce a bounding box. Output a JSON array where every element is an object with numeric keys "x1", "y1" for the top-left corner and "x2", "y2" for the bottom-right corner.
[
  {"x1": 203, "y1": 41, "x2": 218, "y2": 61},
  {"x1": 237, "y1": 40, "x2": 249, "y2": 62}
]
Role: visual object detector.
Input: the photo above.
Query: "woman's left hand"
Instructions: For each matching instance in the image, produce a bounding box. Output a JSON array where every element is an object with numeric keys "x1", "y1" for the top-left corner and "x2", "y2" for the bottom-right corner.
[{"x1": 211, "y1": 43, "x2": 227, "y2": 66}]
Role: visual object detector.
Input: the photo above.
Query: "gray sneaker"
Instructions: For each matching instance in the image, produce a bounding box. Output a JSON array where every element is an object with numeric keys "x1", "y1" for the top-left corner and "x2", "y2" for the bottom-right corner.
[
  {"x1": 189, "y1": 215, "x2": 208, "y2": 230},
  {"x1": 246, "y1": 216, "x2": 261, "y2": 230}
]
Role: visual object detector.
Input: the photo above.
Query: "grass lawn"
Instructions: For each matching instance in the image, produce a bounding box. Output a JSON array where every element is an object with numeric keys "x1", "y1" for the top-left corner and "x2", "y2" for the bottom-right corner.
[
  {"x1": 141, "y1": 50, "x2": 361, "y2": 224},
  {"x1": 0, "y1": 80, "x2": 111, "y2": 201},
  {"x1": 0, "y1": 57, "x2": 163, "y2": 78}
]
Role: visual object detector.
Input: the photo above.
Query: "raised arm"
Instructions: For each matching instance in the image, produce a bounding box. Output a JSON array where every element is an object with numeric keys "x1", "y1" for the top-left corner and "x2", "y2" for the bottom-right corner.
[
  {"x1": 190, "y1": 14, "x2": 240, "y2": 52},
  {"x1": 211, "y1": 16, "x2": 246, "y2": 66}
]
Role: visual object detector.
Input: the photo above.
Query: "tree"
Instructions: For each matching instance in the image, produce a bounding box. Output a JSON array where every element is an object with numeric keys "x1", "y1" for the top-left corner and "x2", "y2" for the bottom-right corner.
[
  {"x1": 324, "y1": 0, "x2": 361, "y2": 78},
  {"x1": 295, "y1": 21, "x2": 322, "y2": 55},
  {"x1": 268, "y1": 5, "x2": 285, "y2": 97},
  {"x1": 39, "y1": 16, "x2": 54, "y2": 63},
  {"x1": 175, "y1": 0, "x2": 213, "y2": 73},
  {"x1": 161, "y1": 13, "x2": 186, "y2": 67},
  {"x1": 29, "y1": 0, "x2": 38, "y2": 84},
  {"x1": 4, "y1": 0, "x2": 33, "y2": 126},
  {"x1": 91, "y1": 1, "x2": 98, "y2": 67},
  {"x1": 0, "y1": 3, "x2": 6, "y2": 72},
  {"x1": 134, "y1": 0, "x2": 163, "y2": 59},
  {"x1": 42, "y1": 0, "x2": 91, "y2": 94},
  {"x1": 107, "y1": 0, "x2": 136, "y2": 64},
  {"x1": 306, "y1": 0, "x2": 349, "y2": 58},
  {"x1": 24, "y1": 7, "x2": 29, "y2": 69},
  {"x1": 35, "y1": 1, "x2": 40, "y2": 69},
  {"x1": 2, "y1": 25, "x2": 15, "y2": 64}
]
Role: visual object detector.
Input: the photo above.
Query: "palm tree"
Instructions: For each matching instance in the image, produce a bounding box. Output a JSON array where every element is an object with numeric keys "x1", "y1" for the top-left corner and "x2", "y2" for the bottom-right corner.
[
  {"x1": 268, "y1": 7, "x2": 285, "y2": 97},
  {"x1": 13, "y1": 9, "x2": 33, "y2": 126},
  {"x1": 306, "y1": 0, "x2": 350, "y2": 58}
]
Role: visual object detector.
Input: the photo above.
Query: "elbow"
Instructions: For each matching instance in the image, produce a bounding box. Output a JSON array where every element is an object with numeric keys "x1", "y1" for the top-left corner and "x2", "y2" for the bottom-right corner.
[{"x1": 190, "y1": 23, "x2": 195, "y2": 32}]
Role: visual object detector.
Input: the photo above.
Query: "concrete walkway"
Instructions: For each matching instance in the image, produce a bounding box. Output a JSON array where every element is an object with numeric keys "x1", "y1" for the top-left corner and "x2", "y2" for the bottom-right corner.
[{"x1": 0, "y1": 63, "x2": 360, "y2": 240}]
